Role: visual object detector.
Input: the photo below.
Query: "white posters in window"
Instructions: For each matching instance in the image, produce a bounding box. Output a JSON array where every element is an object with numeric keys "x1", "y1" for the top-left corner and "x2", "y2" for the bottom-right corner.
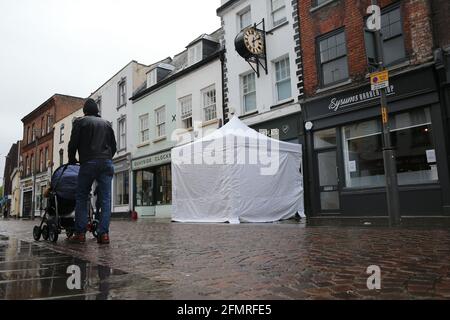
[
  {"x1": 348, "y1": 161, "x2": 357, "y2": 173},
  {"x1": 426, "y1": 149, "x2": 436, "y2": 164}
]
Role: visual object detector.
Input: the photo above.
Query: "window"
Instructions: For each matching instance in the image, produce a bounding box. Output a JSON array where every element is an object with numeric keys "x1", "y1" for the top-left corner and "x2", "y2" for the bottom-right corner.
[
  {"x1": 39, "y1": 149, "x2": 44, "y2": 172},
  {"x1": 271, "y1": 0, "x2": 287, "y2": 27},
  {"x1": 31, "y1": 123, "x2": 36, "y2": 141},
  {"x1": 44, "y1": 147, "x2": 48, "y2": 169},
  {"x1": 47, "y1": 115, "x2": 53, "y2": 134},
  {"x1": 155, "y1": 107, "x2": 166, "y2": 138},
  {"x1": 155, "y1": 164, "x2": 172, "y2": 205},
  {"x1": 342, "y1": 107, "x2": 438, "y2": 188},
  {"x1": 59, "y1": 149, "x2": 64, "y2": 167},
  {"x1": 59, "y1": 124, "x2": 65, "y2": 143},
  {"x1": 239, "y1": 8, "x2": 252, "y2": 30},
  {"x1": 135, "y1": 169, "x2": 153, "y2": 207},
  {"x1": 26, "y1": 156, "x2": 30, "y2": 175},
  {"x1": 27, "y1": 127, "x2": 31, "y2": 144},
  {"x1": 381, "y1": 7, "x2": 406, "y2": 66},
  {"x1": 275, "y1": 56, "x2": 292, "y2": 101},
  {"x1": 188, "y1": 42, "x2": 202, "y2": 66},
  {"x1": 30, "y1": 154, "x2": 35, "y2": 173},
  {"x1": 96, "y1": 97, "x2": 102, "y2": 115},
  {"x1": 117, "y1": 117, "x2": 126, "y2": 150},
  {"x1": 41, "y1": 117, "x2": 45, "y2": 137},
  {"x1": 179, "y1": 95, "x2": 193, "y2": 129},
  {"x1": 118, "y1": 79, "x2": 127, "y2": 107},
  {"x1": 202, "y1": 86, "x2": 217, "y2": 121},
  {"x1": 315, "y1": 0, "x2": 330, "y2": 6},
  {"x1": 318, "y1": 30, "x2": 349, "y2": 86},
  {"x1": 114, "y1": 171, "x2": 129, "y2": 206},
  {"x1": 241, "y1": 73, "x2": 257, "y2": 113},
  {"x1": 147, "y1": 69, "x2": 157, "y2": 87},
  {"x1": 139, "y1": 114, "x2": 150, "y2": 143}
]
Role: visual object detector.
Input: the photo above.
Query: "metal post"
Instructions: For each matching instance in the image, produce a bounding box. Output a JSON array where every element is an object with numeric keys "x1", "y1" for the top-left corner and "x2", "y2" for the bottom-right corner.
[{"x1": 371, "y1": 0, "x2": 401, "y2": 226}]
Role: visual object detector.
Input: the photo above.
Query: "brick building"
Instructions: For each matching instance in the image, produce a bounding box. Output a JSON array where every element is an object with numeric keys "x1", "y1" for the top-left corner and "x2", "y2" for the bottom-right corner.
[
  {"x1": 297, "y1": 0, "x2": 450, "y2": 217},
  {"x1": 2, "y1": 142, "x2": 20, "y2": 215},
  {"x1": 20, "y1": 94, "x2": 85, "y2": 218}
]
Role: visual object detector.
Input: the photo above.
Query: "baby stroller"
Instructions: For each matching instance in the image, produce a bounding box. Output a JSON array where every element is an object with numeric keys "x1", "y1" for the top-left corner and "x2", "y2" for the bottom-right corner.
[{"x1": 33, "y1": 164, "x2": 99, "y2": 243}]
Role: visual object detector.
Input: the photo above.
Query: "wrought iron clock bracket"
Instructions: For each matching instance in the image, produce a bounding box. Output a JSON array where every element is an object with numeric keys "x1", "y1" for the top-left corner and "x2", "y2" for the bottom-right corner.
[{"x1": 245, "y1": 19, "x2": 268, "y2": 78}]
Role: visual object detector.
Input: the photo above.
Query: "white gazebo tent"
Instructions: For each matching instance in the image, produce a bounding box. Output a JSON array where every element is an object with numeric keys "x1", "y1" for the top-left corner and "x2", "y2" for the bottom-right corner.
[{"x1": 171, "y1": 116, "x2": 304, "y2": 223}]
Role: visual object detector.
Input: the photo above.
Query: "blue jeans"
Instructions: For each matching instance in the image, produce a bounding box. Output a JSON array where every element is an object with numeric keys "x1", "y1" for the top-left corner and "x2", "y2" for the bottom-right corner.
[{"x1": 75, "y1": 159, "x2": 114, "y2": 235}]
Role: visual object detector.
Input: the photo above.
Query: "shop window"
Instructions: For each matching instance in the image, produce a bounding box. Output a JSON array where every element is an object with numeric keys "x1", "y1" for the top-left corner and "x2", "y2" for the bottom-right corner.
[
  {"x1": 318, "y1": 30, "x2": 349, "y2": 86},
  {"x1": 155, "y1": 164, "x2": 172, "y2": 205},
  {"x1": 135, "y1": 169, "x2": 153, "y2": 207},
  {"x1": 114, "y1": 171, "x2": 129, "y2": 206},
  {"x1": 342, "y1": 107, "x2": 438, "y2": 188},
  {"x1": 314, "y1": 128, "x2": 337, "y2": 149}
]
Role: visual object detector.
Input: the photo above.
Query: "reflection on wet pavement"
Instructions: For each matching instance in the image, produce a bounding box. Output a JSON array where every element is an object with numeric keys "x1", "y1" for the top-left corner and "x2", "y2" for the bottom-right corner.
[{"x1": 0, "y1": 234, "x2": 159, "y2": 300}]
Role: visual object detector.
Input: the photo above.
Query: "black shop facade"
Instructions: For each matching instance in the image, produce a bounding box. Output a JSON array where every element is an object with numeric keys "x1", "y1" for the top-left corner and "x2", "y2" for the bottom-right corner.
[{"x1": 302, "y1": 65, "x2": 450, "y2": 217}]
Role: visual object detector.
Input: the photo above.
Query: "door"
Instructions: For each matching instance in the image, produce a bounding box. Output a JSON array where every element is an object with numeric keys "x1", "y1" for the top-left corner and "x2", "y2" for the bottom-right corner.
[
  {"x1": 22, "y1": 191, "x2": 32, "y2": 218},
  {"x1": 316, "y1": 150, "x2": 340, "y2": 213}
]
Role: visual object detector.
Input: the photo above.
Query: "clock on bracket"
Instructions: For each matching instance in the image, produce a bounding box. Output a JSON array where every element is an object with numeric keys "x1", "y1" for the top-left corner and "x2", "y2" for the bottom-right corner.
[{"x1": 235, "y1": 26, "x2": 265, "y2": 59}]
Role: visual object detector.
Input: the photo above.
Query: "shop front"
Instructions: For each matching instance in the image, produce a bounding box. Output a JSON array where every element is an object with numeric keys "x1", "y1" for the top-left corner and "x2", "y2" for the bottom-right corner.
[
  {"x1": 250, "y1": 113, "x2": 302, "y2": 145},
  {"x1": 303, "y1": 66, "x2": 450, "y2": 217},
  {"x1": 20, "y1": 178, "x2": 33, "y2": 218},
  {"x1": 132, "y1": 149, "x2": 172, "y2": 218},
  {"x1": 112, "y1": 155, "x2": 132, "y2": 217}
]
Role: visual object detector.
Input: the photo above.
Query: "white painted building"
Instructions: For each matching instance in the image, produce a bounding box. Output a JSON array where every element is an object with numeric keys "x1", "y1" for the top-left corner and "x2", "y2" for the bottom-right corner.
[
  {"x1": 52, "y1": 108, "x2": 84, "y2": 169},
  {"x1": 130, "y1": 30, "x2": 224, "y2": 218},
  {"x1": 217, "y1": 0, "x2": 303, "y2": 143},
  {"x1": 89, "y1": 61, "x2": 152, "y2": 216}
]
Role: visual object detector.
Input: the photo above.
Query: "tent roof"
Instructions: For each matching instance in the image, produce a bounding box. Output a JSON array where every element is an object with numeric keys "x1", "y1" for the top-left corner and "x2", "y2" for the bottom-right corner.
[{"x1": 173, "y1": 116, "x2": 301, "y2": 154}]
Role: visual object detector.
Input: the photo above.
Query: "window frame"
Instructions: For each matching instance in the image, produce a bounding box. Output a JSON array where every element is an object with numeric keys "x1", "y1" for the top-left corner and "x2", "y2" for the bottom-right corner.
[
  {"x1": 316, "y1": 28, "x2": 349, "y2": 87},
  {"x1": 114, "y1": 170, "x2": 130, "y2": 206},
  {"x1": 270, "y1": 0, "x2": 287, "y2": 27},
  {"x1": 274, "y1": 55, "x2": 292, "y2": 103},
  {"x1": 117, "y1": 116, "x2": 127, "y2": 151},
  {"x1": 188, "y1": 42, "x2": 203, "y2": 66},
  {"x1": 241, "y1": 71, "x2": 257, "y2": 114},
  {"x1": 380, "y1": 4, "x2": 407, "y2": 67},
  {"x1": 117, "y1": 78, "x2": 127, "y2": 108},
  {"x1": 238, "y1": 6, "x2": 252, "y2": 30},
  {"x1": 139, "y1": 114, "x2": 150, "y2": 143},
  {"x1": 59, "y1": 124, "x2": 65, "y2": 144},
  {"x1": 155, "y1": 106, "x2": 166, "y2": 138},
  {"x1": 179, "y1": 95, "x2": 193, "y2": 129},
  {"x1": 202, "y1": 85, "x2": 217, "y2": 122}
]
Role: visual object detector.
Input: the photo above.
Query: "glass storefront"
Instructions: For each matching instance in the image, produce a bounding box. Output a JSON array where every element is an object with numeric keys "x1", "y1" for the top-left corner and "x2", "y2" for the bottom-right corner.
[
  {"x1": 342, "y1": 107, "x2": 438, "y2": 188},
  {"x1": 114, "y1": 171, "x2": 130, "y2": 206},
  {"x1": 134, "y1": 163, "x2": 172, "y2": 207}
]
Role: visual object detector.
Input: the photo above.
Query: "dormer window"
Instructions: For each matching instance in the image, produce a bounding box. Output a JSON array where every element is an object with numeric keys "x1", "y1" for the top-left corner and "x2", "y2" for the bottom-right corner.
[
  {"x1": 188, "y1": 42, "x2": 203, "y2": 66},
  {"x1": 147, "y1": 69, "x2": 158, "y2": 88}
]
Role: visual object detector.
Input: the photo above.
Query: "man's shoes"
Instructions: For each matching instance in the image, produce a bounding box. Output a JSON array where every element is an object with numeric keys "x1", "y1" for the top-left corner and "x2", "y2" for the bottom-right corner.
[
  {"x1": 97, "y1": 233, "x2": 110, "y2": 245},
  {"x1": 67, "y1": 233, "x2": 86, "y2": 244}
]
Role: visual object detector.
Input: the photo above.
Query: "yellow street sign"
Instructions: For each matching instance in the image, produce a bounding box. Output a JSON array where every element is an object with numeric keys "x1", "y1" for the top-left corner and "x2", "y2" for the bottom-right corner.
[{"x1": 371, "y1": 70, "x2": 389, "y2": 91}]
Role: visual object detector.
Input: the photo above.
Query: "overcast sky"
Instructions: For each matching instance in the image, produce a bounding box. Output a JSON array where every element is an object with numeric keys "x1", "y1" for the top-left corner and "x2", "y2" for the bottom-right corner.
[{"x1": 0, "y1": 0, "x2": 221, "y2": 183}]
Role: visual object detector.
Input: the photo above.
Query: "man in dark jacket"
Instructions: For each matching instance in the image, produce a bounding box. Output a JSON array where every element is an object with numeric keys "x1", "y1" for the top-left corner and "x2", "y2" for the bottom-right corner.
[{"x1": 68, "y1": 99, "x2": 117, "y2": 244}]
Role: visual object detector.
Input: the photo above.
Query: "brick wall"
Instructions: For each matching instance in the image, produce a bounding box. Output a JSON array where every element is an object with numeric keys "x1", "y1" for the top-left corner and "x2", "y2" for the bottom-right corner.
[
  {"x1": 298, "y1": 0, "x2": 435, "y2": 97},
  {"x1": 430, "y1": 0, "x2": 450, "y2": 49}
]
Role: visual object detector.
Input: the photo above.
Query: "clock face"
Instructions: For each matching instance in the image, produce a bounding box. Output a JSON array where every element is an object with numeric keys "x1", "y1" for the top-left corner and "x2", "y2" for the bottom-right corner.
[{"x1": 243, "y1": 28, "x2": 264, "y2": 55}]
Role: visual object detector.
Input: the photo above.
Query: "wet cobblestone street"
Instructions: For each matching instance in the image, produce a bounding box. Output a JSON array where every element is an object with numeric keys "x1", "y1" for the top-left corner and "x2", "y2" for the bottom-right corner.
[{"x1": 1, "y1": 218, "x2": 450, "y2": 300}]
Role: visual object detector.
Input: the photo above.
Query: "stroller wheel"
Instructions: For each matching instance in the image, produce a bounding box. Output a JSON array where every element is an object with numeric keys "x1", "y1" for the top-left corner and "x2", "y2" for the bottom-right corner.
[
  {"x1": 42, "y1": 224, "x2": 49, "y2": 241},
  {"x1": 33, "y1": 226, "x2": 41, "y2": 241},
  {"x1": 48, "y1": 225, "x2": 59, "y2": 243}
]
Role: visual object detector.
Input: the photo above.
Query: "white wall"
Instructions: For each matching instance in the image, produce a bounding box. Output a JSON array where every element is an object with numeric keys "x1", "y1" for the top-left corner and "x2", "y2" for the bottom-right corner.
[
  {"x1": 220, "y1": 0, "x2": 300, "y2": 125},
  {"x1": 175, "y1": 59, "x2": 223, "y2": 139},
  {"x1": 90, "y1": 61, "x2": 150, "y2": 157},
  {"x1": 52, "y1": 108, "x2": 84, "y2": 168}
]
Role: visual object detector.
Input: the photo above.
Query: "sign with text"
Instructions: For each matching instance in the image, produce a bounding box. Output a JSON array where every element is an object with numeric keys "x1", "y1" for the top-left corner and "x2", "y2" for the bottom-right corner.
[
  {"x1": 371, "y1": 70, "x2": 389, "y2": 91},
  {"x1": 132, "y1": 151, "x2": 171, "y2": 170}
]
